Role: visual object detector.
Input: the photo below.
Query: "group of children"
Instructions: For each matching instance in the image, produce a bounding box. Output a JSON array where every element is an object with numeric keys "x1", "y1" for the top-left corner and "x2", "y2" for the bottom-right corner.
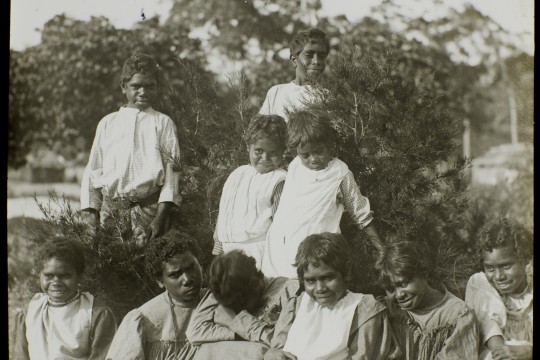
[
  {"x1": 12, "y1": 27, "x2": 533, "y2": 360},
  {"x1": 12, "y1": 218, "x2": 533, "y2": 359}
]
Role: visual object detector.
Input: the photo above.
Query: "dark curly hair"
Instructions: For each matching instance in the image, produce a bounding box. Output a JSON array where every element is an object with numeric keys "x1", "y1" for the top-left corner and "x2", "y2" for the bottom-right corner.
[
  {"x1": 294, "y1": 232, "x2": 350, "y2": 283},
  {"x1": 375, "y1": 239, "x2": 430, "y2": 291},
  {"x1": 476, "y1": 218, "x2": 533, "y2": 263},
  {"x1": 287, "y1": 109, "x2": 336, "y2": 150},
  {"x1": 120, "y1": 52, "x2": 162, "y2": 88},
  {"x1": 243, "y1": 114, "x2": 288, "y2": 150},
  {"x1": 290, "y1": 28, "x2": 330, "y2": 57},
  {"x1": 208, "y1": 250, "x2": 266, "y2": 314},
  {"x1": 33, "y1": 236, "x2": 86, "y2": 275},
  {"x1": 144, "y1": 229, "x2": 201, "y2": 282}
]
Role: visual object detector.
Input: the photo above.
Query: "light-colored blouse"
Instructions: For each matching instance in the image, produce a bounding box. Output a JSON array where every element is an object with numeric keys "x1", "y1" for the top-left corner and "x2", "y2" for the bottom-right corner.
[{"x1": 81, "y1": 106, "x2": 181, "y2": 210}]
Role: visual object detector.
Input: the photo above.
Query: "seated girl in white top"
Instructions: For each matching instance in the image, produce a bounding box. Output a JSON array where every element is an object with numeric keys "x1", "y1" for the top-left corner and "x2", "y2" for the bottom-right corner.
[
  {"x1": 12, "y1": 236, "x2": 117, "y2": 360},
  {"x1": 212, "y1": 114, "x2": 288, "y2": 269},
  {"x1": 265, "y1": 232, "x2": 399, "y2": 360},
  {"x1": 261, "y1": 109, "x2": 382, "y2": 278},
  {"x1": 465, "y1": 218, "x2": 533, "y2": 360},
  {"x1": 259, "y1": 28, "x2": 329, "y2": 122}
]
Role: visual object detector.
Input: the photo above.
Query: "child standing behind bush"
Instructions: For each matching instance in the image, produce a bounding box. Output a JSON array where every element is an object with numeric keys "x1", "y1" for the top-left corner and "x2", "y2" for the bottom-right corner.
[
  {"x1": 12, "y1": 237, "x2": 117, "y2": 360},
  {"x1": 259, "y1": 28, "x2": 329, "y2": 122},
  {"x1": 465, "y1": 218, "x2": 533, "y2": 360},
  {"x1": 261, "y1": 109, "x2": 382, "y2": 278},
  {"x1": 81, "y1": 52, "x2": 181, "y2": 245},
  {"x1": 212, "y1": 114, "x2": 288, "y2": 269},
  {"x1": 106, "y1": 229, "x2": 204, "y2": 360}
]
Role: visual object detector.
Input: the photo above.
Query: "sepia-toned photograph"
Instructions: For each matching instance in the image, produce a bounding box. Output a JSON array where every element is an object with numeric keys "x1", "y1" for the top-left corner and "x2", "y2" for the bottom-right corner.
[{"x1": 9, "y1": 0, "x2": 533, "y2": 359}]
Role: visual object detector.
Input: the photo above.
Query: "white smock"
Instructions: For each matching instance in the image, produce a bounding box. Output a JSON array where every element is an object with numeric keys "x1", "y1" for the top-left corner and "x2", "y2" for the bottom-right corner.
[
  {"x1": 283, "y1": 292, "x2": 364, "y2": 360},
  {"x1": 261, "y1": 157, "x2": 348, "y2": 278},
  {"x1": 215, "y1": 165, "x2": 286, "y2": 268},
  {"x1": 25, "y1": 292, "x2": 94, "y2": 360}
]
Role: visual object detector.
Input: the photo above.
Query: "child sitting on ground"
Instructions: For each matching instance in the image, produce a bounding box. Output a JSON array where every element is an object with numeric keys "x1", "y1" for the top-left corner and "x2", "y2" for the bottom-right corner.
[
  {"x1": 12, "y1": 237, "x2": 117, "y2": 360},
  {"x1": 81, "y1": 52, "x2": 181, "y2": 244},
  {"x1": 376, "y1": 239, "x2": 480, "y2": 360},
  {"x1": 266, "y1": 232, "x2": 398, "y2": 360},
  {"x1": 261, "y1": 109, "x2": 382, "y2": 278},
  {"x1": 106, "y1": 229, "x2": 205, "y2": 360},
  {"x1": 259, "y1": 27, "x2": 329, "y2": 122},
  {"x1": 212, "y1": 114, "x2": 288, "y2": 269},
  {"x1": 186, "y1": 250, "x2": 299, "y2": 360},
  {"x1": 465, "y1": 218, "x2": 533, "y2": 360}
]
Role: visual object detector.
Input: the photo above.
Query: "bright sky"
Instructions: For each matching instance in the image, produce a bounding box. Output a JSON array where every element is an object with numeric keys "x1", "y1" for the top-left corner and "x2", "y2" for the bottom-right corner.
[{"x1": 10, "y1": 0, "x2": 534, "y2": 53}]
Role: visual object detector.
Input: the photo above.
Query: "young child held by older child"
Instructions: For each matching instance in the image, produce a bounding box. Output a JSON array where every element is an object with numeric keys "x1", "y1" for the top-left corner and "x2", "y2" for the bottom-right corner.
[
  {"x1": 212, "y1": 114, "x2": 288, "y2": 268},
  {"x1": 261, "y1": 109, "x2": 381, "y2": 278},
  {"x1": 376, "y1": 239, "x2": 480, "y2": 360},
  {"x1": 81, "y1": 53, "x2": 181, "y2": 244},
  {"x1": 106, "y1": 229, "x2": 204, "y2": 360},
  {"x1": 266, "y1": 232, "x2": 398, "y2": 360},
  {"x1": 259, "y1": 28, "x2": 329, "y2": 122},
  {"x1": 12, "y1": 237, "x2": 117, "y2": 360},
  {"x1": 465, "y1": 218, "x2": 533, "y2": 360},
  {"x1": 186, "y1": 250, "x2": 299, "y2": 360}
]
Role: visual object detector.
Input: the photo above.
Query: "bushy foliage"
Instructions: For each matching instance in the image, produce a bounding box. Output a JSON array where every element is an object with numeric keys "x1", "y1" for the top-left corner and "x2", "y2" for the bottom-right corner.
[{"x1": 304, "y1": 42, "x2": 476, "y2": 296}]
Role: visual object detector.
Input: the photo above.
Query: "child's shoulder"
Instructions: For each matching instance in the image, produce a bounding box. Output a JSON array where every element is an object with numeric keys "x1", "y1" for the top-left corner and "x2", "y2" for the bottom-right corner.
[{"x1": 266, "y1": 82, "x2": 296, "y2": 93}]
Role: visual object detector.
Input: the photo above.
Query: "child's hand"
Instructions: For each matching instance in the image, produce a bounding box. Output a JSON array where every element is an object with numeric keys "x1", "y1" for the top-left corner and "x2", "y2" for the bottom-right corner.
[
  {"x1": 81, "y1": 210, "x2": 99, "y2": 235},
  {"x1": 146, "y1": 202, "x2": 171, "y2": 241},
  {"x1": 492, "y1": 344, "x2": 532, "y2": 360},
  {"x1": 264, "y1": 349, "x2": 297, "y2": 360}
]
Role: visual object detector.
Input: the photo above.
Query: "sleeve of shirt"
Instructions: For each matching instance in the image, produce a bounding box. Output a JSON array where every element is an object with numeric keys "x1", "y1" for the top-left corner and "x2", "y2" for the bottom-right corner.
[
  {"x1": 89, "y1": 302, "x2": 117, "y2": 360},
  {"x1": 158, "y1": 117, "x2": 181, "y2": 207},
  {"x1": 269, "y1": 291, "x2": 300, "y2": 349},
  {"x1": 229, "y1": 311, "x2": 274, "y2": 347},
  {"x1": 212, "y1": 226, "x2": 224, "y2": 256},
  {"x1": 186, "y1": 290, "x2": 236, "y2": 345},
  {"x1": 464, "y1": 275, "x2": 504, "y2": 345},
  {"x1": 340, "y1": 171, "x2": 374, "y2": 229},
  {"x1": 11, "y1": 309, "x2": 30, "y2": 360},
  {"x1": 105, "y1": 309, "x2": 145, "y2": 360},
  {"x1": 81, "y1": 118, "x2": 106, "y2": 211},
  {"x1": 270, "y1": 179, "x2": 285, "y2": 217},
  {"x1": 258, "y1": 88, "x2": 273, "y2": 115},
  {"x1": 435, "y1": 307, "x2": 480, "y2": 360},
  {"x1": 348, "y1": 298, "x2": 401, "y2": 360}
]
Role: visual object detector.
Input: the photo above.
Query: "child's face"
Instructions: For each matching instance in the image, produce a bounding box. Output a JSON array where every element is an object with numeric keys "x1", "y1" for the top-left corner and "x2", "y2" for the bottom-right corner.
[
  {"x1": 303, "y1": 261, "x2": 347, "y2": 308},
  {"x1": 292, "y1": 40, "x2": 328, "y2": 82},
  {"x1": 121, "y1": 73, "x2": 157, "y2": 110},
  {"x1": 248, "y1": 138, "x2": 285, "y2": 174},
  {"x1": 40, "y1": 257, "x2": 81, "y2": 303},
  {"x1": 158, "y1": 251, "x2": 203, "y2": 305},
  {"x1": 483, "y1": 246, "x2": 528, "y2": 296},
  {"x1": 385, "y1": 274, "x2": 431, "y2": 311},
  {"x1": 297, "y1": 141, "x2": 332, "y2": 171}
]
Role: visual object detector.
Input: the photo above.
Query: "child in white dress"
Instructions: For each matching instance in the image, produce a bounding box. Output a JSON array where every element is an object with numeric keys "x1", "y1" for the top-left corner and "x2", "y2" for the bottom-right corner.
[
  {"x1": 265, "y1": 232, "x2": 398, "y2": 360},
  {"x1": 212, "y1": 114, "x2": 288, "y2": 268},
  {"x1": 465, "y1": 218, "x2": 533, "y2": 360},
  {"x1": 12, "y1": 237, "x2": 117, "y2": 360},
  {"x1": 261, "y1": 109, "x2": 382, "y2": 278}
]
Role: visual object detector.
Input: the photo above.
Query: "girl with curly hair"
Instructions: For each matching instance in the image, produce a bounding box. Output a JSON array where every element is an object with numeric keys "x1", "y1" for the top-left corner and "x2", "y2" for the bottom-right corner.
[
  {"x1": 465, "y1": 218, "x2": 533, "y2": 360},
  {"x1": 106, "y1": 229, "x2": 204, "y2": 360}
]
